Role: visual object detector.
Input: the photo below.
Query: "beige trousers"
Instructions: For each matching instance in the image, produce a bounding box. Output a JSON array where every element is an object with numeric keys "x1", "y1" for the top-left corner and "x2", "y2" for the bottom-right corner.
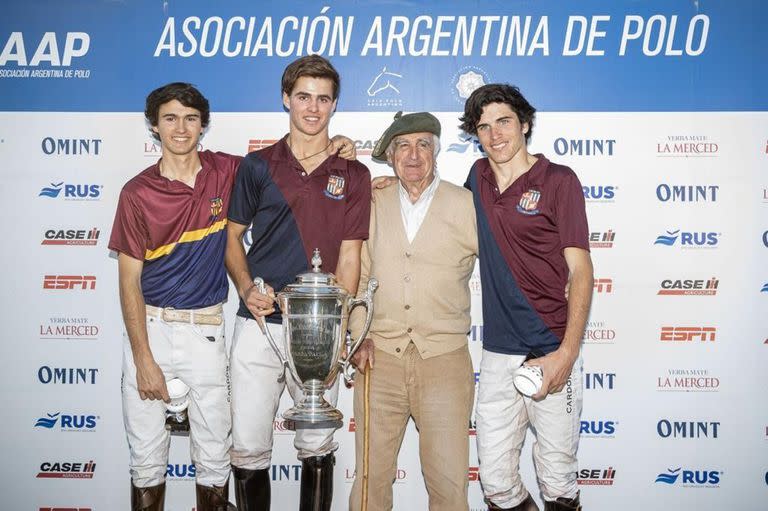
[{"x1": 349, "y1": 343, "x2": 474, "y2": 511}]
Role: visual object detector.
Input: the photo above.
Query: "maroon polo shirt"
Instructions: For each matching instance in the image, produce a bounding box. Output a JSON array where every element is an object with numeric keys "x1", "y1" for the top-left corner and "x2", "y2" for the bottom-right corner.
[
  {"x1": 229, "y1": 136, "x2": 371, "y2": 321},
  {"x1": 473, "y1": 154, "x2": 589, "y2": 340}
]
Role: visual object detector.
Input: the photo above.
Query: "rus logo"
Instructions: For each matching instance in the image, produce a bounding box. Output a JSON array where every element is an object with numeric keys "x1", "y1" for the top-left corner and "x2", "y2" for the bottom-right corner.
[
  {"x1": 655, "y1": 467, "x2": 720, "y2": 486},
  {"x1": 38, "y1": 183, "x2": 102, "y2": 200},
  {"x1": 581, "y1": 420, "x2": 616, "y2": 436},
  {"x1": 654, "y1": 230, "x2": 719, "y2": 247},
  {"x1": 0, "y1": 32, "x2": 90, "y2": 66},
  {"x1": 582, "y1": 185, "x2": 615, "y2": 200},
  {"x1": 656, "y1": 420, "x2": 719, "y2": 438},
  {"x1": 35, "y1": 412, "x2": 97, "y2": 430},
  {"x1": 41, "y1": 138, "x2": 101, "y2": 156},
  {"x1": 554, "y1": 138, "x2": 616, "y2": 156},
  {"x1": 167, "y1": 463, "x2": 196, "y2": 478}
]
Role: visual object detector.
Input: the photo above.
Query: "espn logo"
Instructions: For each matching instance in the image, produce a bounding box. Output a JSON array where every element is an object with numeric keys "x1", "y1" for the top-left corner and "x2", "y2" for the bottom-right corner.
[
  {"x1": 247, "y1": 139, "x2": 278, "y2": 153},
  {"x1": 594, "y1": 278, "x2": 613, "y2": 293},
  {"x1": 43, "y1": 275, "x2": 96, "y2": 290},
  {"x1": 660, "y1": 327, "x2": 716, "y2": 342},
  {"x1": 468, "y1": 466, "x2": 480, "y2": 481}
]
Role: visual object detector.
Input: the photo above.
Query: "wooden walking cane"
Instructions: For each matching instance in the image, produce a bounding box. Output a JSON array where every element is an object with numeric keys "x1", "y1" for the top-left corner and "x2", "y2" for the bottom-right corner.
[{"x1": 361, "y1": 362, "x2": 371, "y2": 511}]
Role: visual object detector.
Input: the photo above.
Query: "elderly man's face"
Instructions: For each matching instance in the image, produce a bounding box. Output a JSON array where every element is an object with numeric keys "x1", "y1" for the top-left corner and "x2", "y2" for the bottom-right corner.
[{"x1": 388, "y1": 132, "x2": 435, "y2": 188}]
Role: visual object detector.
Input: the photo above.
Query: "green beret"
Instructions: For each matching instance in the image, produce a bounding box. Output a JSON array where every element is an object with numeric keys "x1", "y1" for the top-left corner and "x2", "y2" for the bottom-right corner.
[{"x1": 371, "y1": 111, "x2": 441, "y2": 162}]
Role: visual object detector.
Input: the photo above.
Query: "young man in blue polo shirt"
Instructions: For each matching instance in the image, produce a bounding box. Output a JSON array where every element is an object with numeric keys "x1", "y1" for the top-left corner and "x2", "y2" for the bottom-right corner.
[
  {"x1": 225, "y1": 55, "x2": 371, "y2": 511},
  {"x1": 461, "y1": 84, "x2": 594, "y2": 511}
]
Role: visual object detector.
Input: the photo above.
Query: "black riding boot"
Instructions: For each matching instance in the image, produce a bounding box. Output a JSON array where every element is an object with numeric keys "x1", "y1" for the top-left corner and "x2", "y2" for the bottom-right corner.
[
  {"x1": 196, "y1": 478, "x2": 237, "y2": 511},
  {"x1": 299, "y1": 453, "x2": 335, "y2": 511},
  {"x1": 232, "y1": 466, "x2": 271, "y2": 511},
  {"x1": 131, "y1": 481, "x2": 166, "y2": 511},
  {"x1": 543, "y1": 492, "x2": 582, "y2": 511},
  {"x1": 488, "y1": 493, "x2": 540, "y2": 511}
]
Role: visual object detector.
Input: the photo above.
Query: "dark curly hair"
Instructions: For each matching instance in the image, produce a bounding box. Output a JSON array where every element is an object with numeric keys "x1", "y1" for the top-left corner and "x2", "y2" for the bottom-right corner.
[
  {"x1": 145, "y1": 82, "x2": 210, "y2": 141},
  {"x1": 459, "y1": 83, "x2": 536, "y2": 142}
]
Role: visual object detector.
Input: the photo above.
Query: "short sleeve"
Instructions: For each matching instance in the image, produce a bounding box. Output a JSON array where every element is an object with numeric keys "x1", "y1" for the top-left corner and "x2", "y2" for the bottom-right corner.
[
  {"x1": 342, "y1": 162, "x2": 372, "y2": 240},
  {"x1": 555, "y1": 170, "x2": 590, "y2": 251},
  {"x1": 228, "y1": 155, "x2": 267, "y2": 226},
  {"x1": 108, "y1": 189, "x2": 148, "y2": 260}
]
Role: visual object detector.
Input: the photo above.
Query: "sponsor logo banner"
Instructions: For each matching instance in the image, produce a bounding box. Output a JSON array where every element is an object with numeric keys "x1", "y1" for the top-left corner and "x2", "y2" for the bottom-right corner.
[
  {"x1": 578, "y1": 467, "x2": 616, "y2": 486},
  {"x1": 37, "y1": 461, "x2": 96, "y2": 479},
  {"x1": 657, "y1": 369, "x2": 719, "y2": 392},
  {"x1": 655, "y1": 467, "x2": 721, "y2": 487},
  {"x1": 42, "y1": 228, "x2": 100, "y2": 246}
]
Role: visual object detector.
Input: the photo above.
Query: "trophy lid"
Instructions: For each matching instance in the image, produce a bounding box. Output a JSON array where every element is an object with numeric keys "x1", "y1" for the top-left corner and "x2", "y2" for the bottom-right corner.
[{"x1": 280, "y1": 248, "x2": 349, "y2": 298}]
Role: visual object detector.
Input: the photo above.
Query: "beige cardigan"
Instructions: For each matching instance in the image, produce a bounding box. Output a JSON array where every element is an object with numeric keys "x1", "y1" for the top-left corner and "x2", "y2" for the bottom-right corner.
[{"x1": 349, "y1": 179, "x2": 478, "y2": 359}]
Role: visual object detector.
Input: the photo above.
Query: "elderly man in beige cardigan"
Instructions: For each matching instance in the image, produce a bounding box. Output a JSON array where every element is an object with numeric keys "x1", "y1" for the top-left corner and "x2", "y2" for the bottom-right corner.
[{"x1": 348, "y1": 111, "x2": 479, "y2": 511}]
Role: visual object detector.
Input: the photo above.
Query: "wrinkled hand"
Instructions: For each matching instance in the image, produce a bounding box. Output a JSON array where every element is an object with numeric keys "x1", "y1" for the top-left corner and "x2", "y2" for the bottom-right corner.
[
  {"x1": 135, "y1": 356, "x2": 170, "y2": 402},
  {"x1": 243, "y1": 283, "x2": 276, "y2": 320},
  {"x1": 351, "y1": 338, "x2": 375, "y2": 374},
  {"x1": 331, "y1": 135, "x2": 357, "y2": 161},
  {"x1": 370, "y1": 175, "x2": 398, "y2": 201},
  {"x1": 526, "y1": 347, "x2": 577, "y2": 401}
]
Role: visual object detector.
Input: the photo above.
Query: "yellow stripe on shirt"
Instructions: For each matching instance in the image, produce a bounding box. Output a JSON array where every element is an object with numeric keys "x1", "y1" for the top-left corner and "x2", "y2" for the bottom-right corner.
[{"x1": 145, "y1": 218, "x2": 228, "y2": 261}]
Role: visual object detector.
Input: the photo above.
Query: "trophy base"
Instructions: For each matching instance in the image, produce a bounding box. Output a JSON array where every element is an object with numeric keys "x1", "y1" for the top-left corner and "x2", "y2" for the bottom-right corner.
[
  {"x1": 282, "y1": 392, "x2": 344, "y2": 430},
  {"x1": 165, "y1": 413, "x2": 190, "y2": 436}
]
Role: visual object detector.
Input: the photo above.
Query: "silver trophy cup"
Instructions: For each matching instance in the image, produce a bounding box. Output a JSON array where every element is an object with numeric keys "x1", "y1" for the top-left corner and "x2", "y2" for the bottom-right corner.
[{"x1": 254, "y1": 249, "x2": 377, "y2": 426}]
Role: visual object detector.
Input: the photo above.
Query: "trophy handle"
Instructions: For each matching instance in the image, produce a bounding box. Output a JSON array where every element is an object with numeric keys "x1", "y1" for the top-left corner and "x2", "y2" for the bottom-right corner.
[
  {"x1": 253, "y1": 277, "x2": 289, "y2": 381},
  {"x1": 340, "y1": 278, "x2": 379, "y2": 383}
]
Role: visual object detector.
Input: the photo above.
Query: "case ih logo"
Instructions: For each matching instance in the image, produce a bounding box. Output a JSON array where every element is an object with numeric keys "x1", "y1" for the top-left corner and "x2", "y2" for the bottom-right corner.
[
  {"x1": 657, "y1": 278, "x2": 718, "y2": 296},
  {"x1": 656, "y1": 135, "x2": 719, "y2": 157},
  {"x1": 660, "y1": 327, "x2": 716, "y2": 342},
  {"x1": 594, "y1": 278, "x2": 613, "y2": 293},
  {"x1": 43, "y1": 275, "x2": 96, "y2": 290},
  {"x1": 42, "y1": 228, "x2": 100, "y2": 246},
  {"x1": 589, "y1": 230, "x2": 615, "y2": 248},
  {"x1": 37, "y1": 461, "x2": 95, "y2": 479},
  {"x1": 577, "y1": 467, "x2": 616, "y2": 485},
  {"x1": 657, "y1": 369, "x2": 719, "y2": 392},
  {"x1": 247, "y1": 139, "x2": 279, "y2": 153}
]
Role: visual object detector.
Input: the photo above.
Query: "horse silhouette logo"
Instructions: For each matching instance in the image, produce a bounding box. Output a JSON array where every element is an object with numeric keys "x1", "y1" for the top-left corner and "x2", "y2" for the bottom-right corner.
[{"x1": 367, "y1": 67, "x2": 403, "y2": 97}]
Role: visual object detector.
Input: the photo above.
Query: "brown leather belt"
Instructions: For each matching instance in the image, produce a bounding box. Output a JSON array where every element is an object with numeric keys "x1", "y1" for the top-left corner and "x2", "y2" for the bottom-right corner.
[{"x1": 145, "y1": 303, "x2": 224, "y2": 326}]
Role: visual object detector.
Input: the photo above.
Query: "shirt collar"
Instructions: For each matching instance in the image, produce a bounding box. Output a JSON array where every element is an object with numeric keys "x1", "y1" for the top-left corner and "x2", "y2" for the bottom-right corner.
[
  {"x1": 272, "y1": 134, "x2": 347, "y2": 174},
  {"x1": 398, "y1": 170, "x2": 441, "y2": 207},
  {"x1": 478, "y1": 153, "x2": 550, "y2": 188}
]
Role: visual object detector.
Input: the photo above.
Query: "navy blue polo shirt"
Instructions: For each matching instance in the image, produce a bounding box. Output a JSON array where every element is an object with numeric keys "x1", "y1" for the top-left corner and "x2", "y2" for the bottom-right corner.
[
  {"x1": 465, "y1": 155, "x2": 589, "y2": 355},
  {"x1": 228, "y1": 136, "x2": 371, "y2": 323}
]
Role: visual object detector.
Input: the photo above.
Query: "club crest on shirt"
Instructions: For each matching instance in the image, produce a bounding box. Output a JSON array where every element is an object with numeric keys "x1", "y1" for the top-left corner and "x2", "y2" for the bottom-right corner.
[
  {"x1": 209, "y1": 197, "x2": 223, "y2": 219},
  {"x1": 516, "y1": 189, "x2": 541, "y2": 215},
  {"x1": 324, "y1": 175, "x2": 346, "y2": 200}
]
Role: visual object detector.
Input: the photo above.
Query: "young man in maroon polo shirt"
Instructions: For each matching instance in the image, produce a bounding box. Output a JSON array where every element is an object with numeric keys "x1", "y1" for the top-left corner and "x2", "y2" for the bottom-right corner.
[
  {"x1": 225, "y1": 55, "x2": 371, "y2": 511},
  {"x1": 461, "y1": 84, "x2": 594, "y2": 511}
]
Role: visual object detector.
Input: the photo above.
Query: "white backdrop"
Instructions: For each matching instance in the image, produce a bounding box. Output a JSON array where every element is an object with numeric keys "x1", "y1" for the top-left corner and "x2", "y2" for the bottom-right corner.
[{"x1": 1, "y1": 109, "x2": 766, "y2": 510}]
